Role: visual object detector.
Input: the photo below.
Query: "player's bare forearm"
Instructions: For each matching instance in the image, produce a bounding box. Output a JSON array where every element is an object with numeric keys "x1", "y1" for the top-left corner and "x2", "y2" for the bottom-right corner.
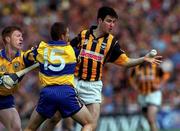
[
  {"x1": 123, "y1": 53, "x2": 162, "y2": 68},
  {"x1": 123, "y1": 57, "x2": 145, "y2": 68}
]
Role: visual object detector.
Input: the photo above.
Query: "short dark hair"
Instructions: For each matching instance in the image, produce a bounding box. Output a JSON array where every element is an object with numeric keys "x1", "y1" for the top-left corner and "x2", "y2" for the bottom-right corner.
[
  {"x1": 97, "y1": 6, "x2": 118, "y2": 21},
  {"x1": 50, "y1": 22, "x2": 67, "y2": 41},
  {"x1": 2, "y1": 26, "x2": 22, "y2": 43}
]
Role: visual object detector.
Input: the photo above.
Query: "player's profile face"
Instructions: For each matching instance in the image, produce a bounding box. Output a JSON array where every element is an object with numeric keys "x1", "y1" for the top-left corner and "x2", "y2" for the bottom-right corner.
[
  {"x1": 102, "y1": 15, "x2": 117, "y2": 34},
  {"x1": 10, "y1": 30, "x2": 23, "y2": 50}
]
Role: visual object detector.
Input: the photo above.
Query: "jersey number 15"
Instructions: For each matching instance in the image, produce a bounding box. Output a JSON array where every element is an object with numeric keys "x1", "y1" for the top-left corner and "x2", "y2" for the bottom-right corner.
[{"x1": 43, "y1": 48, "x2": 65, "y2": 72}]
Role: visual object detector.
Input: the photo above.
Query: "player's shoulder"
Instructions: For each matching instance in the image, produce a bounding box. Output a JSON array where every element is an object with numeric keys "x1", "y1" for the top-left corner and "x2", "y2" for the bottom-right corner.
[
  {"x1": 66, "y1": 44, "x2": 76, "y2": 53},
  {"x1": 108, "y1": 33, "x2": 118, "y2": 40},
  {"x1": 36, "y1": 41, "x2": 48, "y2": 49},
  {"x1": 39, "y1": 41, "x2": 47, "y2": 46},
  {"x1": 108, "y1": 33, "x2": 114, "y2": 37},
  {"x1": 20, "y1": 50, "x2": 27, "y2": 57},
  {"x1": 80, "y1": 29, "x2": 88, "y2": 36},
  {"x1": 107, "y1": 34, "x2": 119, "y2": 47}
]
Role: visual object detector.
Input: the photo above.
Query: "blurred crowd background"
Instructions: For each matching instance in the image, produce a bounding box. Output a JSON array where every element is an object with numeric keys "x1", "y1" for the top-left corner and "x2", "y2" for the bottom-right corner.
[{"x1": 0, "y1": 0, "x2": 180, "y2": 130}]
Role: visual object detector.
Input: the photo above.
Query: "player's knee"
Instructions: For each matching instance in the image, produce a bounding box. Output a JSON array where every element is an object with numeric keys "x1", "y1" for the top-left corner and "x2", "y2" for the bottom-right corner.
[
  {"x1": 80, "y1": 120, "x2": 93, "y2": 131},
  {"x1": 88, "y1": 116, "x2": 98, "y2": 130},
  {"x1": 85, "y1": 123, "x2": 93, "y2": 131},
  {"x1": 91, "y1": 122, "x2": 97, "y2": 131},
  {"x1": 85, "y1": 118, "x2": 96, "y2": 131},
  {"x1": 147, "y1": 116, "x2": 156, "y2": 125},
  {"x1": 89, "y1": 116, "x2": 97, "y2": 130}
]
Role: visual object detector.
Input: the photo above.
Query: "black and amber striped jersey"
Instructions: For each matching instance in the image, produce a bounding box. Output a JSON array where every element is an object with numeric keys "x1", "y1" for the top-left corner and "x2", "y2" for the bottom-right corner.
[
  {"x1": 0, "y1": 49, "x2": 32, "y2": 96},
  {"x1": 130, "y1": 63, "x2": 164, "y2": 95},
  {"x1": 71, "y1": 25, "x2": 129, "y2": 81}
]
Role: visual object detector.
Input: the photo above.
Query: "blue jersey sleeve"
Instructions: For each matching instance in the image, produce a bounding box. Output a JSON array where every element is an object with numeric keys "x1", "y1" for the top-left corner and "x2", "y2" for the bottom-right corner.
[{"x1": 23, "y1": 47, "x2": 38, "y2": 67}]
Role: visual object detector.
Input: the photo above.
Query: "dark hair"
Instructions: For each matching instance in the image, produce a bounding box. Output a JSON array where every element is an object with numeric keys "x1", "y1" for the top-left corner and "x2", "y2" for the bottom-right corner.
[
  {"x1": 2, "y1": 26, "x2": 22, "y2": 43},
  {"x1": 50, "y1": 22, "x2": 67, "y2": 41},
  {"x1": 97, "y1": 6, "x2": 118, "y2": 21}
]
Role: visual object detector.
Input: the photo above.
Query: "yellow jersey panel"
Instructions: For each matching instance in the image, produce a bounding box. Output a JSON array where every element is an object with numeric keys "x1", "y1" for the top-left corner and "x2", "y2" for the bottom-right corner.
[
  {"x1": 30, "y1": 41, "x2": 77, "y2": 88},
  {"x1": 0, "y1": 49, "x2": 26, "y2": 96},
  {"x1": 39, "y1": 72, "x2": 75, "y2": 87}
]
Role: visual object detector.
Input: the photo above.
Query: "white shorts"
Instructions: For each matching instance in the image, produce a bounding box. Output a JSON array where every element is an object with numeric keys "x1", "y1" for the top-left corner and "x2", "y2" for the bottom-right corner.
[
  {"x1": 74, "y1": 78, "x2": 103, "y2": 105},
  {"x1": 138, "y1": 90, "x2": 162, "y2": 108}
]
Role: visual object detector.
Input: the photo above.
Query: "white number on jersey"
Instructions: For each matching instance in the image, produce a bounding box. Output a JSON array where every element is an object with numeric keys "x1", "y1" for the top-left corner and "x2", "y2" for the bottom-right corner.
[{"x1": 43, "y1": 48, "x2": 65, "y2": 72}]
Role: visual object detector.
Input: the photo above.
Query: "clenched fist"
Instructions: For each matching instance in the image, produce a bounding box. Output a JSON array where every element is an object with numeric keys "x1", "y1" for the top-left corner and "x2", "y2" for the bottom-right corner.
[{"x1": 2, "y1": 74, "x2": 18, "y2": 89}]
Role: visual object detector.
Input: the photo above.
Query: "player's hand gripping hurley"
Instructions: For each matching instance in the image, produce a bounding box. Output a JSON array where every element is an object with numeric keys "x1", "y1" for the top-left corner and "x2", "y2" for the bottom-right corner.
[{"x1": 2, "y1": 63, "x2": 39, "y2": 89}]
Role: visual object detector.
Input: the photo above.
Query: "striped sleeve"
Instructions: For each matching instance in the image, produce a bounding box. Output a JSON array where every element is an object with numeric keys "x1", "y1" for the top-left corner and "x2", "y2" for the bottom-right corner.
[{"x1": 106, "y1": 40, "x2": 129, "y2": 65}]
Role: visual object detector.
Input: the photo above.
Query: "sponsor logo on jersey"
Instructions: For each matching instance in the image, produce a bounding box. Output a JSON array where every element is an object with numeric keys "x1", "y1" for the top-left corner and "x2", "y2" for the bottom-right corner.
[{"x1": 79, "y1": 49, "x2": 104, "y2": 62}]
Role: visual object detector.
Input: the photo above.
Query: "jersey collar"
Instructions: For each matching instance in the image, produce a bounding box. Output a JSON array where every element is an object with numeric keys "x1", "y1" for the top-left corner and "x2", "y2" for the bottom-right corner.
[
  {"x1": 90, "y1": 25, "x2": 109, "y2": 39},
  {"x1": 48, "y1": 40, "x2": 67, "y2": 46},
  {"x1": 0, "y1": 49, "x2": 20, "y2": 61}
]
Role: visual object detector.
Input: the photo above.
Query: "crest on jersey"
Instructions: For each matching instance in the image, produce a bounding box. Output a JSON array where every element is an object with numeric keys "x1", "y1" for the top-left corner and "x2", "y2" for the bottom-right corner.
[
  {"x1": 0, "y1": 65, "x2": 6, "y2": 72},
  {"x1": 84, "y1": 39, "x2": 89, "y2": 45},
  {"x1": 13, "y1": 62, "x2": 21, "y2": 71},
  {"x1": 101, "y1": 42, "x2": 107, "y2": 50}
]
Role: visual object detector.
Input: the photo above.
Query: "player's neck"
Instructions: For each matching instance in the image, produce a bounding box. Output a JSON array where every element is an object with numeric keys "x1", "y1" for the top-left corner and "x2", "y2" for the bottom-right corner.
[
  {"x1": 5, "y1": 45, "x2": 18, "y2": 60},
  {"x1": 93, "y1": 27, "x2": 106, "y2": 38}
]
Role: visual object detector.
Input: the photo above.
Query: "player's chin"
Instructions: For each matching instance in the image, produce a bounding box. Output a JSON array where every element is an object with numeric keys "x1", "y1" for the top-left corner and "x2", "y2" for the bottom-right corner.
[
  {"x1": 108, "y1": 29, "x2": 113, "y2": 33},
  {"x1": 16, "y1": 45, "x2": 23, "y2": 50}
]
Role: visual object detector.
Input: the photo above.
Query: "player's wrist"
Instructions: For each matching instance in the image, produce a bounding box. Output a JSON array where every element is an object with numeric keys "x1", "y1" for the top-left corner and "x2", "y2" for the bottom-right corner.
[{"x1": 143, "y1": 56, "x2": 148, "y2": 62}]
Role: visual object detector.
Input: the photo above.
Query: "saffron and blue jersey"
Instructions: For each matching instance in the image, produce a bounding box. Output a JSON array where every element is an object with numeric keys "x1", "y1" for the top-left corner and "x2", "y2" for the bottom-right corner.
[
  {"x1": 25, "y1": 40, "x2": 82, "y2": 118},
  {"x1": 0, "y1": 49, "x2": 32, "y2": 96},
  {"x1": 26, "y1": 41, "x2": 77, "y2": 88}
]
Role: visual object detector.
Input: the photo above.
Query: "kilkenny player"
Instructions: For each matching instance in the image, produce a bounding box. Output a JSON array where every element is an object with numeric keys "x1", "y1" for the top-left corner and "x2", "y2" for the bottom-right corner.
[
  {"x1": 42, "y1": 6, "x2": 162, "y2": 131},
  {"x1": 129, "y1": 51, "x2": 169, "y2": 131}
]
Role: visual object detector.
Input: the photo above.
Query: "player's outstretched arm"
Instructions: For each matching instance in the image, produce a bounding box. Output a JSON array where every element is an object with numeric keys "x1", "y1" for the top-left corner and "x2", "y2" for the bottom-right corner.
[{"x1": 124, "y1": 49, "x2": 162, "y2": 68}]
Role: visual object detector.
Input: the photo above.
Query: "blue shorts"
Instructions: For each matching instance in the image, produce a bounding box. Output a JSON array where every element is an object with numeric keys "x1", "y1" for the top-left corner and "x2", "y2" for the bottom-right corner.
[
  {"x1": 0, "y1": 95, "x2": 15, "y2": 110},
  {"x1": 36, "y1": 85, "x2": 83, "y2": 118}
]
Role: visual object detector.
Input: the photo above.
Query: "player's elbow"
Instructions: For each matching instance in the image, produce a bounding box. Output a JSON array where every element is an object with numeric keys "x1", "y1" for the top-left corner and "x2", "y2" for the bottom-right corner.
[
  {"x1": 121, "y1": 60, "x2": 131, "y2": 68},
  {"x1": 114, "y1": 58, "x2": 130, "y2": 68}
]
